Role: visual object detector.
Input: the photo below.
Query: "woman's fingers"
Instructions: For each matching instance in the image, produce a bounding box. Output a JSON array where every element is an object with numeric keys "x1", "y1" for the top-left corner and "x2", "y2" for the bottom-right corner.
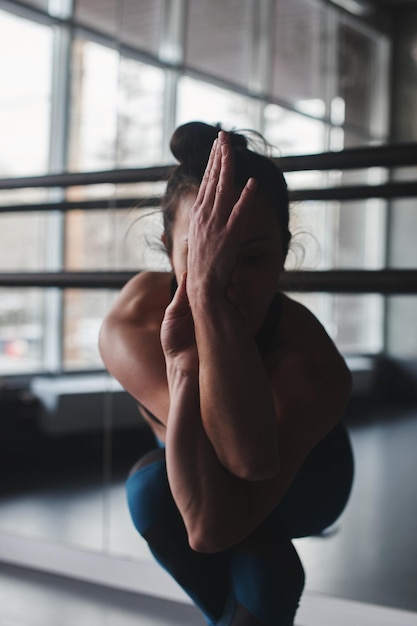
[
  {"x1": 212, "y1": 132, "x2": 235, "y2": 218},
  {"x1": 227, "y1": 177, "x2": 258, "y2": 231},
  {"x1": 194, "y1": 138, "x2": 219, "y2": 205},
  {"x1": 193, "y1": 130, "x2": 255, "y2": 233},
  {"x1": 167, "y1": 272, "x2": 189, "y2": 318},
  {"x1": 195, "y1": 131, "x2": 234, "y2": 210},
  {"x1": 201, "y1": 136, "x2": 223, "y2": 209}
]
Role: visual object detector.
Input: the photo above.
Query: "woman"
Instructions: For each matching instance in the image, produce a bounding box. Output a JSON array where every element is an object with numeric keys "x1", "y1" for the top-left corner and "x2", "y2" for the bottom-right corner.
[{"x1": 99, "y1": 122, "x2": 354, "y2": 626}]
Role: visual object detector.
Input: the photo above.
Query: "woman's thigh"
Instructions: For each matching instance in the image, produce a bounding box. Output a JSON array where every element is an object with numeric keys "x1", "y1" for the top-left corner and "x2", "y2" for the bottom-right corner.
[{"x1": 263, "y1": 422, "x2": 354, "y2": 538}]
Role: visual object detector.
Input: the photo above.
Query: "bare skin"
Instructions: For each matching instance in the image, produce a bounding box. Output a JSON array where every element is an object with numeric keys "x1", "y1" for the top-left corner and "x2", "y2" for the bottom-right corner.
[{"x1": 99, "y1": 131, "x2": 352, "y2": 555}]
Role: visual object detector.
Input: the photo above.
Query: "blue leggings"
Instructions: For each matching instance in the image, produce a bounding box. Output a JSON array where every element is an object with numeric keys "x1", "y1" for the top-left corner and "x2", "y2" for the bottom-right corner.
[{"x1": 126, "y1": 423, "x2": 353, "y2": 626}]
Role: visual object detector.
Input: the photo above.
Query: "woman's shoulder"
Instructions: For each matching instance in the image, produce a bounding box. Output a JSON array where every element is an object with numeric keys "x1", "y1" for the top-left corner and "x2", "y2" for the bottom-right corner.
[
  {"x1": 122, "y1": 270, "x2": 172, "y2": 293},
  {"x1": 278, "y1": 293, "x2": 332, "y2": 347},
  {"x1": 106, "y1": 271, "x2": 173, "y2": 327},
  {"x1": 262, "y1": 292, "x2": 325, "y2": 354},
  {"x1": 273, "y1": 292, "x2": 351, "y2": 389}
]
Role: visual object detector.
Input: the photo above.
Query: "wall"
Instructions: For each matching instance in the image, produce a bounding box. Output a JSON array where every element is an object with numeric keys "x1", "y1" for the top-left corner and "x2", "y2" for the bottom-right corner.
[{"x1": 387, "y1": 9, "x2": 417, "y2": 358}]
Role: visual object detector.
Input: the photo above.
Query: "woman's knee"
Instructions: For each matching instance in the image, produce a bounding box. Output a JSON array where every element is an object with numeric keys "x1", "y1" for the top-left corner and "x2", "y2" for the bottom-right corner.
[{"x1": 230, "y1": 533, "x2": 305, "y2": 625}]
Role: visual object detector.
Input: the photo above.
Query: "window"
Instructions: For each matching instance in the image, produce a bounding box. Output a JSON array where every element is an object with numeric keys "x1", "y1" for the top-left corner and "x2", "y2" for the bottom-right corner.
[
  {"x1": 0, "y1": 288, "x2": 45, "y2": 373},
  {"x1": 264, "y1": 103, "x2": 326, "y2": 156},
  {"x1": 65, "y1": 40, "x2": 165, "y2": 368},
  {"x1": 271, "y1": 0, "x2": 327, "y2": 109},
  {"x1": 62, "y1": 185, "x2": 169, "y2": 369},
  {"x1": 177, "y1": 76, "x2": 258, "y2": 130},
  {"x1": 0, "y1": 10, "x2": 52, "y2": 177},
  {"x1": 184, "y1": 0, "x2": 252, "y2": 87},
  {"x1": 338, "y1": 20, "x2": 380, "y2": 133},
  {"x1": 0, "y1": 9, "x2": 53, "y2": 373},
  {"x1": 69, "y1": 39, "x2": 165, "y2": 171},
  {"x1": 63, "y1": 289, "x2": 111, "y2": 370},
  {"x1": 75, "y1": 0, "x2": 164, "y2": 55},
  {"x1": 0, "y1": 0, "x2": 390, "y2": 374},
  {"x1": 68, "y1": 39, "x2": 119, "y2": 172}
]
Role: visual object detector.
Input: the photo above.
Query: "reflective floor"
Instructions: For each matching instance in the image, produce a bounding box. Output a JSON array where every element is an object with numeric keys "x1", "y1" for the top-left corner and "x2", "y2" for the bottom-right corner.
[
  {"x1": 0, "y1": 562, "x2": 205, "y2": 626},
  {"x1": 296, "y1": 399, "x2": 417, "y2": 611},
  {"x1": 1, "y1": 398, "x2": 417, "y2": 624}
]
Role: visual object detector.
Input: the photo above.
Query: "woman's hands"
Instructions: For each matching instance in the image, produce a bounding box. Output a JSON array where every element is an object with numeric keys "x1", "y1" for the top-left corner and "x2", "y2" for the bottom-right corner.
[
  {"x1": 186, "y1": 131, "x2": 257, "y2": 306},
  {"x1": 161, "y1": 131, "x2": 257, "y2": 373},
  {"x1": 160, "y1": 272, "x2": 198, "y2": 375}
]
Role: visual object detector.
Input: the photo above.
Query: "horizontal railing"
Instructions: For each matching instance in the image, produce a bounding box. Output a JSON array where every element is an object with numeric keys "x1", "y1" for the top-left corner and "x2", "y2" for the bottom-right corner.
[
  {"x1": 0, "y1": 197, "x2": 161, "y2": 214},
  {"x1": 1, "y1": 142, "x2": 416, "y2": 191},
  {"x1": 0, "y1": 269, "x2": 416, "y2": 294},
  {"x1": 1, "y1": 180, "x2": 417, "y2": 216},
  {"x1": 1, "y1": 142, "x2": 416, "y2": 295},
  {"x1": 0, "y1": 143, "x2": 416, "y2": 212}
]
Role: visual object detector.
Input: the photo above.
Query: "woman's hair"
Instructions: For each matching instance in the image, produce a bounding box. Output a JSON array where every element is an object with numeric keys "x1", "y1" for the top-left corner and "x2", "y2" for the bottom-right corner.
[{"x1": 162, "y1": 121, "x2": 291, "y2": 258}]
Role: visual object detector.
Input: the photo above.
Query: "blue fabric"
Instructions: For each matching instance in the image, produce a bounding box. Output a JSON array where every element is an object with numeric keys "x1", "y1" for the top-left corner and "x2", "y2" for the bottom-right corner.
[
  {"x1": 126, "y1": 459, "x2": 167, "y2": 536},
  {"x1": 126, "y1": 423, "x2": 354, "y2": 625},
  {"x1": 126, "y1": 452, "x2": 229, "y2": 624},
  {"x1": 229, "y1": 550, "x2": 304, "y2": 626}
]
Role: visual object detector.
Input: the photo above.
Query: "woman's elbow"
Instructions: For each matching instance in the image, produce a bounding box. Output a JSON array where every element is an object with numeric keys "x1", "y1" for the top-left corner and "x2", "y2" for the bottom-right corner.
[
  {"x1": 189, "y1": 532, "x2": 219, "y2": 554},
  {"x1": 188, "y1": 523, "x2": 232, "y2": 554},
  {"x1": 221, "y1": 447, "x2": 280, "y2": 482},
  {"x1": 184, "y1": 509, "x2": 236, "y2": 554}
]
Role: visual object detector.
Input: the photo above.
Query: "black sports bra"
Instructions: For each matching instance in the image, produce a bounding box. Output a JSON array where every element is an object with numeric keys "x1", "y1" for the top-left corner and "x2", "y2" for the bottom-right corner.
[{"x1": 137, "y1": 275, "x2": 283, "y2": 427}]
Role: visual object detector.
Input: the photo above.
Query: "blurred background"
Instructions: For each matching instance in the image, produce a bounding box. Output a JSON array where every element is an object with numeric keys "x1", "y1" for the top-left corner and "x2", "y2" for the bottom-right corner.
[{"x1": 0, "y1": 0, "x2": 416, "y2": 622}]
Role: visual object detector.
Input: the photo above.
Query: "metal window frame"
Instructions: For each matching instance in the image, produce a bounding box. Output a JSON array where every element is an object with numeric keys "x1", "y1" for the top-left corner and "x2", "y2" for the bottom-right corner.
[
  {"x1": 42, "y1": 3, "x2": 74, "y2": 372},
  {"x1": 0, "y1": 0, "x2": 396, "y2": 375}
]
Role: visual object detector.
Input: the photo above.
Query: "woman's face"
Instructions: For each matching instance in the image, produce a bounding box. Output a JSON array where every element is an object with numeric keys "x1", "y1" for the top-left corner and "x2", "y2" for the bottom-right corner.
[{"x1": 167, "y1": 190, "x2": 286, "y2": 335}]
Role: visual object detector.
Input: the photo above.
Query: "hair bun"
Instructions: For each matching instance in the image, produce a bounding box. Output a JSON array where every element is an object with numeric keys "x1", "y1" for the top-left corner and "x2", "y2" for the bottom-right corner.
[{"x1": 170, "y1": 121, "x2": 248, "y2": 164}]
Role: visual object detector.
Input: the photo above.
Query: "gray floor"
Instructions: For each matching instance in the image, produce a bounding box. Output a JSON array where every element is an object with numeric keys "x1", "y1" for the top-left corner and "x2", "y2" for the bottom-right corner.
[
  {"x1": 1, "y1": 398, "x2": 417, "y2": 624},
  {"x1": 295, "y1": 400, "x2": 417, "y2": 611},
  {"x1": 0, "y1": 562, "x2": 204, "y2": 626}
]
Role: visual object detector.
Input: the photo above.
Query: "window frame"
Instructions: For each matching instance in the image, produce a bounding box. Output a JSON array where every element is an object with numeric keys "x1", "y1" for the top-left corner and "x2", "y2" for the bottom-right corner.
[{"x1": 0, "y1": 0, "x2": 391, "y2": 375}]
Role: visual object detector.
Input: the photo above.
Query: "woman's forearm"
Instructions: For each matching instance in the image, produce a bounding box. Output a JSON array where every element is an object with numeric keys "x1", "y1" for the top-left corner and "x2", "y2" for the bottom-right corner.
[
  {"x1": 165, "y1": 362, "x2": 232, "y2": 551},
  {"x1": 164, "y1": 358, "x2": 282, "y2": 553},
  {"x1": 191, "y1": 294, "x2": 280, "y2": 481}
]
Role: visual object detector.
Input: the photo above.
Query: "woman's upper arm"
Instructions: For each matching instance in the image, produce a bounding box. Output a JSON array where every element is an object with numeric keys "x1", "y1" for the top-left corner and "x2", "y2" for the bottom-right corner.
[
  {"x1": 269, "y1": 297, "x2": 352, "y2": 464},
  {"x1": 232, "y1": 304, "x2": 352, "y2": 540},
  {"x1": 99, "y1": 272, "x2": 154, "y2": 371},
  {"x1": 98, "y1": 272, "x2": 170, "y2": 421}
]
